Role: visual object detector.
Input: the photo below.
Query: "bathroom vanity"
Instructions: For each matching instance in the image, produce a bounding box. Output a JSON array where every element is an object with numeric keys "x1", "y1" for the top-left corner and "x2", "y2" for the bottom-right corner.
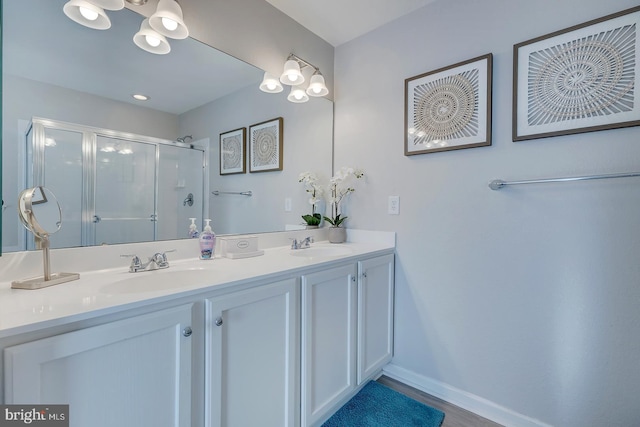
[{"x1": 0, "y1": 230, "x2": 395, "y2": 427}]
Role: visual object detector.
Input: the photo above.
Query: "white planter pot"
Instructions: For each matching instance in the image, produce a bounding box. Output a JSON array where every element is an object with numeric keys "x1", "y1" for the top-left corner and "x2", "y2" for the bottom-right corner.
[{"x1": 328, "y1": 227, "x2": 346, "y2": 244}]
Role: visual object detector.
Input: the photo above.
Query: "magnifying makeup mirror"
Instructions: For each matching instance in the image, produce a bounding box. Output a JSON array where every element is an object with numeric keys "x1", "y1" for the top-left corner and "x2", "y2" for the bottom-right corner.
[{"x1": 12, "y1": 187, "x2": 80, "y2": 290}]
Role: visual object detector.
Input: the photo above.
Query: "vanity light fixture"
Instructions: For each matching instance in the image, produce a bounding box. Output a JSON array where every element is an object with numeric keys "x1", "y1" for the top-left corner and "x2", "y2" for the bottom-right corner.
[
  {"x1": 63, "y1": 0, "x2": 119, "y2": 30},
  {"x1": 259, "y1": 72, "x2": 284, "y2": 93},
  {"x1": 133, "y1": 18, "x2": 171, "y2": 54},
  {"x1": 280, "y1": 55, "x2": 305, "y2": 85},
  {"x1": 63, "y1": 0, "x2": 188, "y2": 55},
  {"x1": 287, "y1": 85, "x2": 309, "y2": 103},
  {"x1": 306, "y1": 70, "x2": 329, "y2": 97},
  {"x1": 265, "y1": 53, "x2": 329, "y2": 102},
  {"x1": 149, "y1": 0, "x2": 189, "y2": 39}
]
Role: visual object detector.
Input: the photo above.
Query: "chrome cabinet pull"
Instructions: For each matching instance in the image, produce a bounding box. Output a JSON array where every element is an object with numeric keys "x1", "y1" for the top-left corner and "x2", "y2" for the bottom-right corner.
[
  {"x1": 182, "y1": 326, "x2": 193, "y2": 337},
  {"x1": 215, "y1": 317, "x2": 224, "y2": 326}
]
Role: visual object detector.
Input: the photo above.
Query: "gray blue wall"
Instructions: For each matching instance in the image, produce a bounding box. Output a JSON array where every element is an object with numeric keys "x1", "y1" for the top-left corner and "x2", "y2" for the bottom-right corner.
[{"x1": 334, "y1": 0, "x2": 640, "y2": 426}]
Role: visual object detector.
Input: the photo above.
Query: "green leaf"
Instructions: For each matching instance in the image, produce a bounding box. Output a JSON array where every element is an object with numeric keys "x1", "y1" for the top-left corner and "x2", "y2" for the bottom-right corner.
[{"x1": 302, "y1": 214, "x2": 321, "y2": 225}]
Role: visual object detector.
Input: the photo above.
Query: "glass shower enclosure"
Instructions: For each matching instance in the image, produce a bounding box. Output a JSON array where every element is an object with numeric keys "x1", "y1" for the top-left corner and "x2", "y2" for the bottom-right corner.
[{"x1": 25, "y1": 117, "x2": 205, "y2": 250}]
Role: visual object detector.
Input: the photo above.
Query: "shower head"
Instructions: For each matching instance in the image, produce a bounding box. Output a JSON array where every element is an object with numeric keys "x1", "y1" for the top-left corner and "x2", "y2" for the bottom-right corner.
[{"x1": 176, "y1": 135, "x2": 193, "y2": 144}]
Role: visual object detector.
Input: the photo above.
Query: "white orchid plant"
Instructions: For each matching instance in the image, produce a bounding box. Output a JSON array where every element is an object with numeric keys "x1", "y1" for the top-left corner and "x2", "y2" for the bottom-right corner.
[
  {"x1": 298, "y1": 171, "x2": 324, "y2": 226},
  {"x1": 324, "y1": 167, "x2": 365, "y2": 228}
]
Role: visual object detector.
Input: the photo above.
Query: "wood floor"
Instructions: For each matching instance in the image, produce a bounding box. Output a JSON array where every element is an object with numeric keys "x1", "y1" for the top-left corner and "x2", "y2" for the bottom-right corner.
[{"x1": 377, "y1": 376, "x2": 504, "y2": 427}]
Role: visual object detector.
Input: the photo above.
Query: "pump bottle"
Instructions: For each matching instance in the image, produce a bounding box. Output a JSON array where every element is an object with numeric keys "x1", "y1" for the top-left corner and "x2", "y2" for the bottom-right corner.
[{"x1": 199, "y1": 219, "x2": 216, "y2": 260}]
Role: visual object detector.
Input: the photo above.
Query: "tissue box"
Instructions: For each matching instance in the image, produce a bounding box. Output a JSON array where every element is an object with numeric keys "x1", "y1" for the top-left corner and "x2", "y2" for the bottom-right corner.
[{"x1": 218, "y1": 235, "x2": 264, "y2": 259}]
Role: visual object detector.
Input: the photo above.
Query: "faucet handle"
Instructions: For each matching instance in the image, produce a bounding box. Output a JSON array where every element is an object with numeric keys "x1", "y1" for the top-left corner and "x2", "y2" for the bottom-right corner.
[
  {"x1": 121, "y1": 254, "x2": 142, "y2": 272},
  {"x1": 152, "y1": 249, "x2": 176, "y2": 268}
]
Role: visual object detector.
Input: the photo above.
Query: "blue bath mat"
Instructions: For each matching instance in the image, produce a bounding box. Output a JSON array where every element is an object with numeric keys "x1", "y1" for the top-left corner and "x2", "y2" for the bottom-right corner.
[{"x1": 322, "y1": 381, "x2": 445, "y2": 427}]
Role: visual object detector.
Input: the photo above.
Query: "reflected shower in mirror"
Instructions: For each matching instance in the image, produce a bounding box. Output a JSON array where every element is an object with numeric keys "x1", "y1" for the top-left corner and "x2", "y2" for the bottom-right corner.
[{"x1": 1, "y1": 0, "x2": 334, "y2": 253}]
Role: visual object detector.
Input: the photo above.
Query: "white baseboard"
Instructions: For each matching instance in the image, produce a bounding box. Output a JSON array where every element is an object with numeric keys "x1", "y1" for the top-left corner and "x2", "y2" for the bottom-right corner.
[{"x1": 382, "y1": 363, "x2": 552, "y2": 427}]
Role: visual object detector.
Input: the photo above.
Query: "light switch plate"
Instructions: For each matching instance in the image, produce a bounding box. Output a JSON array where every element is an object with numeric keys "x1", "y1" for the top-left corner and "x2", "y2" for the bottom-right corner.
[
  {"x1": 285, "y1": 198, "x2": 292, "y2": 212},
  {"x1": 388, "y1": 196, "x2": 400, "y2": 215}
]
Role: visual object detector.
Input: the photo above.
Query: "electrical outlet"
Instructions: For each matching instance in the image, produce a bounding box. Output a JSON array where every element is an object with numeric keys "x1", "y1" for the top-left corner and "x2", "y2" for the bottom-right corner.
[
  {"x1": 285, "y1": 198, "x2": 292, "y2": 212},
  {"x1": 388, "y1": 196, "x2": 400, "y2": 215}
]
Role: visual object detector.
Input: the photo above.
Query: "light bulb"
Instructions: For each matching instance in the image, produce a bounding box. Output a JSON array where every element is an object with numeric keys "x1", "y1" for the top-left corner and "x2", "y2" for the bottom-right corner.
[
  {"x1": 79, "y1": 6, "x2": 99, "y2": 21},
  {"x1": 162, "y1": 17, "x2": 178, "y2": 31},
  {"x1": 267, "y1": 81, "x2": 277, "y2": 91},
  {"x1": 312, "y1": 86, "x2": 322, "y2": 94},
  {"x1": 294, "y1": 91, "x2": 304, "y2": 100},
  {"x1": 287, "y1": 72, "x2": 299, "y2": 83},
  {"x1": 145, "y1": 35, "x2": 161, "y2": 47}
]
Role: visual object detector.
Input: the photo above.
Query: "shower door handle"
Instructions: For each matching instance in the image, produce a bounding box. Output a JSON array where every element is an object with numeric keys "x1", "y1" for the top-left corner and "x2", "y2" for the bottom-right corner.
[{"x1": 92, "y1": 215, "x2": 101, "y2": 223}]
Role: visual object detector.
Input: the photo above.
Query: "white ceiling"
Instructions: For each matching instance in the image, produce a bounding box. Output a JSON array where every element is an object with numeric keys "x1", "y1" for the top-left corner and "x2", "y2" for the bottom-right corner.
[{"x1": 265, "y1": 0, "x2": 439, "y2": 46}]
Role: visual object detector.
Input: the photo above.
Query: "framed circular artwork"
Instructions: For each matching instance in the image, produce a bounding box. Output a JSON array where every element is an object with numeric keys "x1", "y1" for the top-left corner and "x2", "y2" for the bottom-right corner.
[
  {"x1": 249, "y1": 117, "x2": 283, "y2": 172},
  {"x1": 514, "y1": 6, "x2": 640, "y2": 141},
  {"x1": 220, "y1": 127, "x2": 246, "y2": 175},
  {"x1": 405, "y1": 54, "x2": 493, "y2": 155}
]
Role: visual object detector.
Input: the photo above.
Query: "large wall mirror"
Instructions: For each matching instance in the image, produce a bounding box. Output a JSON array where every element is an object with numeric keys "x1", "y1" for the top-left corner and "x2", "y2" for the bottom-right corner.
[{"x1": 1, "y1": 0, "x2": 333, "y2": 254}]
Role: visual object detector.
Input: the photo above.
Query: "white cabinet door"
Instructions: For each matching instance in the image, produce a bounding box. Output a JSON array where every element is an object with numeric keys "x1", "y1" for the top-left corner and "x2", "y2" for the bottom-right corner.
[
  {"x1": 206, "y1": 279, "x2": 299, "y2": 427},
  {"x1": 3, "y1": 304, "x2": 194, "y2": 427},
  {"x1": 301, "y1": 264, "x2": 358, "y2": 427},
  {"x1": 358, "y1": 254, "x2": 395, "y2": 383}
]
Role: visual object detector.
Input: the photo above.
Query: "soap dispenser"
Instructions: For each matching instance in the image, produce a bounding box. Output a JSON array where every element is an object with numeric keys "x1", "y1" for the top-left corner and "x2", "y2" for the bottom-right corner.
[
  {"x1": 199, "y1": 219, "x2": 216, "y2": 260},
  {"x1": 188, "y1": 218, "x2": 199, "y2": 238}
]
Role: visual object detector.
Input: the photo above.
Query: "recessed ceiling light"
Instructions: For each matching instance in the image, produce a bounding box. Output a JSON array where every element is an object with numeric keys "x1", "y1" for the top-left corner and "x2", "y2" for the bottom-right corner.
[{"x1": 132, "y1": 94, "x2": 149, "y2": 101}]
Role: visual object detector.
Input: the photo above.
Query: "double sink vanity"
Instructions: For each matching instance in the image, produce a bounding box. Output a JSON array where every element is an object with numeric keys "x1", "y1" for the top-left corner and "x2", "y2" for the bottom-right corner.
[{"x1": 0, "y1": 229, "x2": 395, "y2": 427}]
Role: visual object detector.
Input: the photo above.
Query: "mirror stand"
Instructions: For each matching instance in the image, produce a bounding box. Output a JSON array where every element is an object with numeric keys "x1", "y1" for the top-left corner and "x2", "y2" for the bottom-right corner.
[
  {"x1": 12, "y1": 235, "x2": 80, "y2": 290},
  {"x1": 12, "y1": 187, "x2": 80, "y2": 290}
]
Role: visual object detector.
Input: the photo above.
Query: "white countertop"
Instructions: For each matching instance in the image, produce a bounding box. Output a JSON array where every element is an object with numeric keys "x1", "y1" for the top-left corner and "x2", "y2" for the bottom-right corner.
[{"x1": 0, "y1": 230, "x2": 395, "y2": 338}]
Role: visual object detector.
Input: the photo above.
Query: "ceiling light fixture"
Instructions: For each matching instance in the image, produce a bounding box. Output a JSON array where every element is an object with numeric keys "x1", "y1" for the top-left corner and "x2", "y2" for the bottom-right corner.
[
  {"x1": 263, "y1": 53, "x2": 329, "y2": 102},
  {"x1": 132, "y1": 94, "x2": 150, "y2": 101},
  {"x1": 149, "y1": 0, "x2": 189, "y2": 39},
  {"x1": 133, "y1": 18, "x2": 171, "y2": 55}
]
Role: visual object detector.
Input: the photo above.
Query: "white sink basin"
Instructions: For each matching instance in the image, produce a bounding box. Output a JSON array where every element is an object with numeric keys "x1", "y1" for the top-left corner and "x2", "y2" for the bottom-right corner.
[
  {"x1": 290, "y1": 245, "x2": 353, "y2": 258},
  {"x1": 100, "y1": 268, "x2": 213, "y2": 294}
]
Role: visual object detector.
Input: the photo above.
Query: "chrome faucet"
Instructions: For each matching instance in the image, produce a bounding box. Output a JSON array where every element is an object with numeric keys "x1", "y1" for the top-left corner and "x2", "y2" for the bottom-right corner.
[
  {"x1": 121, "y1": 250, "x2": 175, "y2": 273},
  {"x1": 291, "y1": 236, "x2": 314, "y2": 250}
]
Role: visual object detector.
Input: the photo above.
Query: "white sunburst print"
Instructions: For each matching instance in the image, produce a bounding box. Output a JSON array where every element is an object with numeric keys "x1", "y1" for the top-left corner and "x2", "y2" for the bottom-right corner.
[{"x1": 527, "y1": 24, "x2": 636, "y2": 125}]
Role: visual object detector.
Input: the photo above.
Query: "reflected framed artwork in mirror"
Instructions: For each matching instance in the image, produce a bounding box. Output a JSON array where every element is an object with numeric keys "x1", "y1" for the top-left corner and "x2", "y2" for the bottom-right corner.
[
  {"x1": 249, "y1": 117, "x2": 283, "y2": 173},
  {"x1": 220, "y1": 127, "x2": 246, "y2": 175}
]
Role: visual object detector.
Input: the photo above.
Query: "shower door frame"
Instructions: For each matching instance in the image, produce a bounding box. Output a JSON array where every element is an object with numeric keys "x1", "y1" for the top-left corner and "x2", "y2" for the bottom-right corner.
[{"x1": 27, "y1": 117, "x2": 206, "y2": 249}]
